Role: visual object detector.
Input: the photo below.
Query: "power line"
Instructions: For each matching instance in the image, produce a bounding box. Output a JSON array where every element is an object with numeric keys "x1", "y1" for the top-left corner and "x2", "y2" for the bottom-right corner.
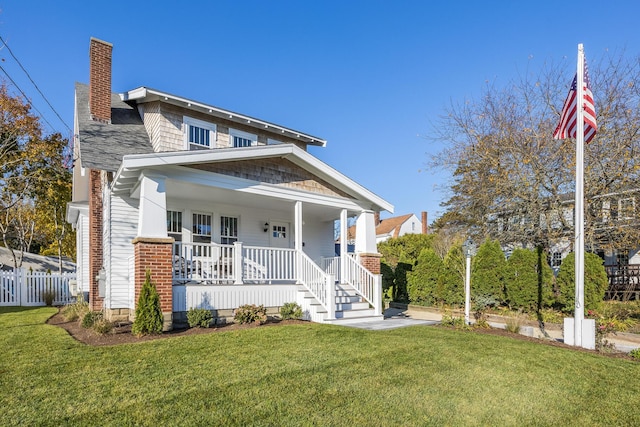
[
  {"x1": 0, "y1": 63, "x2": 57, "y2": 132},
  {"x1": 0, "y1": 36, "x2": 72, "y2": 134}
]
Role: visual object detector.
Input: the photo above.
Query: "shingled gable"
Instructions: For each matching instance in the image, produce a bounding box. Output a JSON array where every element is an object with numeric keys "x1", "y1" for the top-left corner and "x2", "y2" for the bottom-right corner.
[{"x1": 75, "y1": 82, "x2": 153, "y2": 172}]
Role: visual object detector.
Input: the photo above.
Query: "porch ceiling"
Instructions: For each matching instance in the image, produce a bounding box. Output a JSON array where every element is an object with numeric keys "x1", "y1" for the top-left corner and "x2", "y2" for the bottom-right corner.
[{"x1": 165, "y1": 178, "x2": 348, "y2": 221}]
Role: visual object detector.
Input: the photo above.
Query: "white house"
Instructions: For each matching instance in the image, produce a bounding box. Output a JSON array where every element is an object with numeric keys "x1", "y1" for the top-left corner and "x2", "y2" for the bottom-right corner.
[{"x1": 66, "y1": 38, "x2": 394, "y2": 329}]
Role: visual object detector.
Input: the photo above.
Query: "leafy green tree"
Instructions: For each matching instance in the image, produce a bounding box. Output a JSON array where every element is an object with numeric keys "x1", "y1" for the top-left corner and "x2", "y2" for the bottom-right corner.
[
  {"x1": 407, "y1": 248, "x2": 444, "y2": 306},
  {"x1": 556, "y1": 252, "x2": 608, "y2": 312},
  {"x1": 132, "y1": 270, "x2": 163, "y2": 335},
  {"x1": 505, "y1": 248, "x2": 554, "y2": 311},
  {"x1": 471, "y1": 239, "x2": 507, "y2": 303}
]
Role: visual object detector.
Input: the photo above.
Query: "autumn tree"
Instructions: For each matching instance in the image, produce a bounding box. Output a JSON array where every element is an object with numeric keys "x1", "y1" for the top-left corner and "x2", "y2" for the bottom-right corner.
[
  {"x1": 0, "y1": 83, "x2": 73, "y2": 270},
  {"x1": 432, "y1": 50, "x2": 640, "y2": 253}
]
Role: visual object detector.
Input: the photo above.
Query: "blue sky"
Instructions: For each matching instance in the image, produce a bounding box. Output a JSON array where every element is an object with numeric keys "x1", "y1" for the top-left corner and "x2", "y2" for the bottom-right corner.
[{"x1": 1, "y1": 1, "x2": 639, "y2": 223}]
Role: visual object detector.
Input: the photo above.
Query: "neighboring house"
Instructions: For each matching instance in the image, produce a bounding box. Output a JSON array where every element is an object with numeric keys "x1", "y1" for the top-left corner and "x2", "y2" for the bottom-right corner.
[
  {"x1": 0, "y1": 246, "x2": 75, "y2": 273},
  {"x1": 66, "y1": 38, "x2": 394, "y2": 329},
  {"x1": 488, "y1": 190, "x2": 640, "y2": 300},
  {"x1": 345, "y1": 211, "x2": 428, "y2": 245}
]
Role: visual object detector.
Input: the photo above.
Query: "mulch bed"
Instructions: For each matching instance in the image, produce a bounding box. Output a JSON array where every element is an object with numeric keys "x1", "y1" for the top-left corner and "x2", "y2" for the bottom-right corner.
[
  {"x1": 45, "y1": 308, "x2": 637, "y2": 360},
  {"x1": 46, "y1": 308, "x2": 307, "y2": 346}
]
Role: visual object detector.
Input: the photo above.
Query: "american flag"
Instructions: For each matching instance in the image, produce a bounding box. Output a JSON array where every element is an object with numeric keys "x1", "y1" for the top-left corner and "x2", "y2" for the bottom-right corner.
[{"x1": 553, "y1": 57, "x2": 597, "y2": 143}]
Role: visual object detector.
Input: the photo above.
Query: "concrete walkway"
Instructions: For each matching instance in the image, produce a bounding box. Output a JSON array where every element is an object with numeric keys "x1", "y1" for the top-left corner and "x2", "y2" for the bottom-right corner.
[{"x1": 337, "y1": 305, "x2": 640, "y2": 353}]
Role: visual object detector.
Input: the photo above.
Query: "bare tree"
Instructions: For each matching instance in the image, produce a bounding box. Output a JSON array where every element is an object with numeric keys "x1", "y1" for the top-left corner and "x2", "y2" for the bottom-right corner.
[{"x1": 432, "y1": 51, "x2": 640, "y2": 253}]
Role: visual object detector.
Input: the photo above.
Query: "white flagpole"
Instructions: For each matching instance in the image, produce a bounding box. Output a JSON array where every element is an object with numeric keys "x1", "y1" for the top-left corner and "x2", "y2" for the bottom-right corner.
[{"x1": 574, "y1": 44, "x2": 586, "y2": 347}]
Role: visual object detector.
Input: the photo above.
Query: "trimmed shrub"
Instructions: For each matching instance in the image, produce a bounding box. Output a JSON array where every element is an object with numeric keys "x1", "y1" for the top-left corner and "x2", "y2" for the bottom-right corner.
[
  {"x1": 438, "y1": 245, "x2": 465, "y2": 306},
  {"x1": 407, "y1": 248, "x2": 444, "y2": 306},
  {"x1": 187, "y1": 308, "x2": 213, "y2": 328},
  {"x1": 630, "y1": 348, "x2": 640, "y2": 361},
  {"x1": 505, "y1": 247, "x2": 554, "y2": 311},
  {"x1": 234, "y1": 304, "x2": 267, "y2": 325},
  {"x1": 471, "y1": 239, "x2": 507, "y2": 304},
  {"x1": 132, "y1": 270, "x2": 163, "y2": 336},
  {"x1": 280, "y1": 302, "x2": 303, "y2": 320},
  {"x1": 556, "y1": 252, "x2": 608, "y2": 312}
]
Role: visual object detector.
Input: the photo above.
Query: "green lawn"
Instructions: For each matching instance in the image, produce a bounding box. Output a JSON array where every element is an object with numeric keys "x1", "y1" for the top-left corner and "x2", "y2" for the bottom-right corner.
[{"x1": 1, "y1": 307, "x2": 639, "y2": 426}]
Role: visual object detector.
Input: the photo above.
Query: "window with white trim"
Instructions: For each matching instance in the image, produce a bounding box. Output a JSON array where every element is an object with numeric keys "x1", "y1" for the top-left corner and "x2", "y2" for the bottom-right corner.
[
  {"x1": 167, "y1": 210, "x2": 182, "y2": 242},
  {"x1": 220, "y1": 216, "x2": 238, "y2": 245},
  {"x1": 184, "y1": 117, "x2": 216, "y2": 150},
  {"x1": 230, "y1": 128, "x2": 257, "y2": 148},
  {"x1": 192, "y1": 212, "x2": 212, "y2": 243}
]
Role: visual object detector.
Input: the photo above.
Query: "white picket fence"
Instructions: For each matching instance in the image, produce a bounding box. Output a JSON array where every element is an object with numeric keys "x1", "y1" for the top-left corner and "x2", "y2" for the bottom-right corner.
[{"x1": 0, "y1": 269, "x2": 76, "y2": 307}]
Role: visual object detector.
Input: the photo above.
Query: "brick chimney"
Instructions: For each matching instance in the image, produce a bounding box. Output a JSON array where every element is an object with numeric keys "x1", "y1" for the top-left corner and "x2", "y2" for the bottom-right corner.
[
  {"x1": 421, "y1": 211, "x2": 428, "y2": 234},
  {"x1": 89, "y1": 37, "x2": 112, "y2": 123},
  {"x1": 374, "y1": 211, "x2": 380, "y2": 226}
]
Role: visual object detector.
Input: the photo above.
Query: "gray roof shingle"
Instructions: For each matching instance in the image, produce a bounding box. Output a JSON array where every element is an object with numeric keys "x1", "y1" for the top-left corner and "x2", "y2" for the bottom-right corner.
[{"x1": 75, "y1": 82, "x2": 153, "y2": 172}]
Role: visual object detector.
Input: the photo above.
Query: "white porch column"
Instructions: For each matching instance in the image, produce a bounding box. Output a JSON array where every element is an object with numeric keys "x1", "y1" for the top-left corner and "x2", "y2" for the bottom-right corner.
[
  {"x1": 354, "y1": 210, "x2": 377, "y2": 254},
  {"x1": 137, "y1": 174, "x2": 168, "y2": 238},
  {"x1": 340, "y1": 209, "x2": 348, "y2": 283},
  {"x1": 294, "y1": 201, "x2": 303, "y2": 252}
]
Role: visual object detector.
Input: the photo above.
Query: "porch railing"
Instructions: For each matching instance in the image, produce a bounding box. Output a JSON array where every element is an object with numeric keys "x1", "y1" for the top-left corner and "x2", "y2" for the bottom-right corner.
[
  {"x1": 173, "y1": 242, "x2": 236, "y2": 284},
  {"x1": 343, "y1": 253, "x2": 381, "y2": 315},
  {"x1": 321, "y1": 256, "x2": 341, "y2": 283},
  {"x1": 243, "y1": 246, "x2": 297, "y2": 283},
  {"x1": 299, "y1": 251, "x2": 335, "y2": 319},
  {"x1": 604, "y1": 264, "x2": 640, "y2": 301}
]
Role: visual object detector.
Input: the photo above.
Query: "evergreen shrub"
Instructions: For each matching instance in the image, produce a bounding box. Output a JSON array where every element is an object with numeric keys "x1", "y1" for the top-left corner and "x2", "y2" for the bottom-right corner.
[
  {"x1": 505, "y1": 248, "x2": 554, "y2": 311},
  {"x1": 234, "y1": 304, "x2": 267, "y2": 325},
  {"x1": 471, "y1": 239, "x2": 507, "y2": 304},
  {"x1": 187, "y1": 308, "x2": 213, "y2": 328},
  {"x1": 280, "y1": 302, "x2": 303, "y2": 320},
  {"x1": 407, "y1": 248, "x2": 443, "y2": 306},
  {"x1": 556, "y1": 252, "x2": 608, "y2": 312},
  {"x1": 132, "y1": 270, "x2": 163, "y2": 336}
]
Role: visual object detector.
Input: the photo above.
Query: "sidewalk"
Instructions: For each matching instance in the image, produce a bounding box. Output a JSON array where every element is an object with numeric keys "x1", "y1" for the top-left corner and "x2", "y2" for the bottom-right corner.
[{"x1": 385, "y1": 304, "x2": 640, "y2": 353}]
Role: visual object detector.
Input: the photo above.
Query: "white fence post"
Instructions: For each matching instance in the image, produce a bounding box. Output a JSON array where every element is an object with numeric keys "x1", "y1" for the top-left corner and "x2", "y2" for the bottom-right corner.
[{"x1": 20, "y1": 268, "x2": 28, "y2": 306}]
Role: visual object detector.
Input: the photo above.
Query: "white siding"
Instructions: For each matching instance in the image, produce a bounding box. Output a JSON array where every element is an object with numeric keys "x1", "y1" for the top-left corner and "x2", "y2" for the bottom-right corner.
[
  {"x1": 76, "y1": 213, "x2": 90, "y2": 293},
  {"x1": 108, "y1": 194, "x2": 139, "y2": 309},
  {"x1": 103, "y1": 185, "x2": 111, "y2": 308},
  {"x1": 397, "y1": 214, "x2": 421, "y2": 237}
]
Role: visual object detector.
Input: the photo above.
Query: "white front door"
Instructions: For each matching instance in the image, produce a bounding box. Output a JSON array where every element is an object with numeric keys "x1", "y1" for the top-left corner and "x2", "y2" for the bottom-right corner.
[{"x1": 269, "y1": 221, "x2": 290, "y2": 248}]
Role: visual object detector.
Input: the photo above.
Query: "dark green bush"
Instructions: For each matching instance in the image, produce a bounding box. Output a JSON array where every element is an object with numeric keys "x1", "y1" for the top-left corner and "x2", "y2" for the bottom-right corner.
[
  {"x1": 132, "y1": 270, "x2": 163, "y2": 336},
  {"x1": 280, "y1": 302, "x2": 303, "y2": 320},
  {"x1": 234, "y1": 304, "x2": 267, "y2": 325},
  {"x1": 471, "y1": 239, "x2": 507, "y2": 304},
  {"x1": 187, "y1": 308, "x2": 213, "y2": 328},
  {"x1": 505, "y1": 247, "x2": 554, "y2": 311},
  {"x1": 438, "y1": 245, "x2": 465, "y2": 306},
  {"x1": 556, "y1": 252, "x2": 608, "y2": 312},
  {"x1": 407, "y1": 248, "x2": 444, "y2": 306}
]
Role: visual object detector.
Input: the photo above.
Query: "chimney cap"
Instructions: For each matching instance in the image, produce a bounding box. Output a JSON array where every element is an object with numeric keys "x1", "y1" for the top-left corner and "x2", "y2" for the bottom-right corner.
[{"x1": 90, "y1": 37, "x2": 113, "y2": 47}]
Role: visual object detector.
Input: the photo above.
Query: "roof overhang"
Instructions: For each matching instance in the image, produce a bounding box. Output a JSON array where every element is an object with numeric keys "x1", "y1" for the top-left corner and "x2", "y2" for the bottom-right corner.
[
  {"x1": 112, "y1": 144, "x2": 393, "y2": 214},
  {"x1": 66, "y1": 201, "x2": 89, "y2": 225},
  {"x1": 121, "y1": 87, "x2": 326, "y2": 147}
]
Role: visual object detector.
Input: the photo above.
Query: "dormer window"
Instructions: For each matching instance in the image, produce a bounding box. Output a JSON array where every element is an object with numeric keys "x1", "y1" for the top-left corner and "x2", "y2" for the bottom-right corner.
[
  {"x1": 184, "y1": 116, "x2": 216, "y2": 150},
  {"x1": 230, "y1": 128, "x2": 257, "y2": 148}
]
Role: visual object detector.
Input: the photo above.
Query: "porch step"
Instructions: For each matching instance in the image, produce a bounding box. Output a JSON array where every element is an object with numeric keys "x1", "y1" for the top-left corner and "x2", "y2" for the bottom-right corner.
[{"x1": 296, "y1": 283, "x2": 381, "y2": 324}]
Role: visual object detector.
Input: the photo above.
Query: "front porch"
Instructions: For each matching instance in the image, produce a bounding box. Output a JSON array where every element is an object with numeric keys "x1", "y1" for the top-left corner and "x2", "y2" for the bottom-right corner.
[{"x1": 170, "y1": 241, "x2": 383, "y2": 324}]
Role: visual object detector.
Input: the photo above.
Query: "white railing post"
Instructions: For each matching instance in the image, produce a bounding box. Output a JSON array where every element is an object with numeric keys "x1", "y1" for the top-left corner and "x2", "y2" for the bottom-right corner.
[
  {"x1": 326, "y1": 274, "x2": 335, "y2": 320},
  {"x1": 233, "y1": 242, "x2": 243, "y2": 285},
  {"x1": 373, "y1": 274, "x2": 382, "y2": 316}
]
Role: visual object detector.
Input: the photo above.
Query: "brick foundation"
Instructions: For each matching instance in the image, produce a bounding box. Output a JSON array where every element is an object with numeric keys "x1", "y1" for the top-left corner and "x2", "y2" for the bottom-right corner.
[
  {"x1": 359, "y1": 252, "x2": 382, "y2": 275},
  {"x1": 132, "y1": 237, "x2": 174, "y2": 331}
]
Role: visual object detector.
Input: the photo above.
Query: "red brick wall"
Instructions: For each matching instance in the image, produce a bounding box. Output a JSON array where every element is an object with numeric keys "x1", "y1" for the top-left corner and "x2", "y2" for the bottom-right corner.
[
  {"x1": 88, "y1": 169, "x2": 103, "y2": 311},
  {"x1": 89, "y1": 38, "x2": 112, "y2": 123},
  {"x1": 133, "y1": 238, "x2": 174, "y2": 315},
  {"x1": 360, "y1": 253, "x2": 381, "y2": 275}
]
